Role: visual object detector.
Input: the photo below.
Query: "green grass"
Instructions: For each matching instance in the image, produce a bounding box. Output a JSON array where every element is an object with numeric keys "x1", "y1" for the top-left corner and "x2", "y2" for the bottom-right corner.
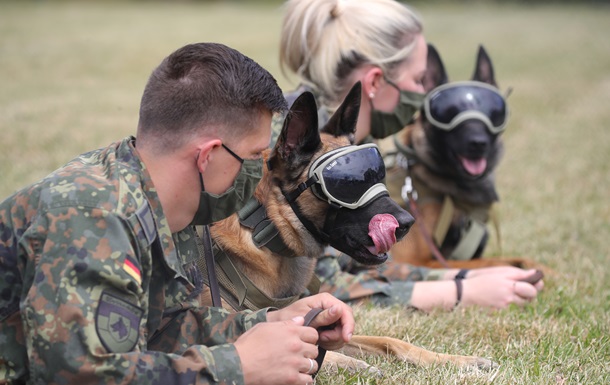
[{"x1": 1, "y1": 1, "x2": 609, "y2": 384}]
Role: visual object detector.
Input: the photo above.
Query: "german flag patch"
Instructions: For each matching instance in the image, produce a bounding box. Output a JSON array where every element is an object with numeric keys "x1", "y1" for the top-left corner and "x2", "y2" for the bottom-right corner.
[{"x1": 122, "y1": 255, "x2": 142, "y2": 285}]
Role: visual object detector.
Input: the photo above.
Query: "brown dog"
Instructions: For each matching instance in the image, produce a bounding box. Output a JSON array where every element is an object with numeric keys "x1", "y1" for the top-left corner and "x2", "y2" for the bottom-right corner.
[
  {"x1": 385, "y1": 44, "x2": 541, "y2": 269},
  {"x1": 201, "y1": 84, "x2": 496, "y2": 373}
]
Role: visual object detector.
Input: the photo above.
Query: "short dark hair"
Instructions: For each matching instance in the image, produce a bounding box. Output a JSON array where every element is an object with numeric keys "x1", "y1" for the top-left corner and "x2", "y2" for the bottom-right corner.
[{"x1": 137, "y1": 42, "x2": 287, "y2": 151}]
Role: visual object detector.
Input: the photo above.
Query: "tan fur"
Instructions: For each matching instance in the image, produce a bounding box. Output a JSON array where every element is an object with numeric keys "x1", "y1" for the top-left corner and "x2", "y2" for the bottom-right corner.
[{"x1": 209, "y1": 132, "x2": 496, "y2": 374}]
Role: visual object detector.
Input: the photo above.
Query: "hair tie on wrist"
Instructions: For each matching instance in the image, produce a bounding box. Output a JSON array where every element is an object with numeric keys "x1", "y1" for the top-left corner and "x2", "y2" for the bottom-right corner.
[
  {"x1": 454, "y1": 279, "x2": 463, "y2": 308},
  {"x1": 453, "y1": 269, "x2": 468, "y2": 308},
  {"x1": 455, "y1": 269, "x2": 469, "y2": 280}
]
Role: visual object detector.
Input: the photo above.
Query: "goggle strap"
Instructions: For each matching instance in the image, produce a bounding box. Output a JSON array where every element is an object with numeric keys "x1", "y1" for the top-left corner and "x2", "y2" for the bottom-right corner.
[
  {"x1": 283, "y1": 175, "x2": 318, "y2": 203},
  {"x1": 282, "y1": 187, "x2": 330, "y2": 244}
]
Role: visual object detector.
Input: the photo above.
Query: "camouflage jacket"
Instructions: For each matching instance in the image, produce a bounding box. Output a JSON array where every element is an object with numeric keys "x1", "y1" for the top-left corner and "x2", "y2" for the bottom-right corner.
[
  {"x1": 274, "y1": 88, "x2": 450, "y2": 307},
  {"x1": 0, "y1": 137, "x2": 268, "y2": 385}
]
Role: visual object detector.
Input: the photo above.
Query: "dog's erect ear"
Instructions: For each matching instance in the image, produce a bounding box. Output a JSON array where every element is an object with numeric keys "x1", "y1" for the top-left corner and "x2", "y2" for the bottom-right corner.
[
  {"x1": 423, "y1": 44, "x2": 448, "y2": 92},
  {"x1": 472, "y1": 45, "x2": 497, "y2": 87},
  {"x1": 271, "y1": 91, "x2": 321, "y2": 163},
  {"x1": 320, "y1": 82, "x2": 361, "y2": 139}
]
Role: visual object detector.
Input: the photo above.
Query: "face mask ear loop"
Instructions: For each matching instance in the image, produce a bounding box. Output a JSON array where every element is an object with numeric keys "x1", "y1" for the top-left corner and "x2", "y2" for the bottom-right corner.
[
  {"x1": 194, "y1": 154, "x2": 222, "y2": 307},
  {"x1": 504, "y1": 86, "x2": 513, "y2": 99},
  {"x1": 195, "y1": 152, "x2": 205, "y2": 192},
  {"x1": 199, "y1": 172, "x2": 205, "y2": 192}
]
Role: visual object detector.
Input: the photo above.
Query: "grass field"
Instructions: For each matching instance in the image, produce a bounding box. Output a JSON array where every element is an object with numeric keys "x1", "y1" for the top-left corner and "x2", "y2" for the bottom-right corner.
[{"x1": 1, "y1": 1, "x2": 609, "y2": 384}]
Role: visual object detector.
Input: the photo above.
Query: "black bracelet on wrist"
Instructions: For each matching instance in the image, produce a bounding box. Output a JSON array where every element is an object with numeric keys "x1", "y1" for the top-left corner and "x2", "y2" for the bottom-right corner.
[
  {"x1": 453, "y1": 269, "x2": 468, "y2": 308},
  {"x1": 454, "y1": 278, "x2": 463, "y2": 308},
  {"x1": 455, "y1": 268, "x2": 469, "y2": 280}
]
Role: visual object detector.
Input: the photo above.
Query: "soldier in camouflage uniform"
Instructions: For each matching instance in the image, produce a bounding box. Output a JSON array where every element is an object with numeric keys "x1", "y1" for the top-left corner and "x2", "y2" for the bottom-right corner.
[
  {"x1": 276, "y1": 0, "x2": 543, "y2": 311},
  {"x1": 0, "y1": 42, "x2": 354, "y2": 385}
]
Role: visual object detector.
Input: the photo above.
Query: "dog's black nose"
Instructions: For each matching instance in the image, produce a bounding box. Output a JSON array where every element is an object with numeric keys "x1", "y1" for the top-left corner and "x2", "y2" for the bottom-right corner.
[
  {"x1": 395, "y1": 209, "x2": 415, "y2": 241},
  {"x1": 468, "y1": 137, "x2": 489, "y2": 155}
]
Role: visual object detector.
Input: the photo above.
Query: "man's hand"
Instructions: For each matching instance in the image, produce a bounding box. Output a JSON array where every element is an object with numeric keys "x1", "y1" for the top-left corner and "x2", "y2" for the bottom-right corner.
[
  {"x1": 234, "y1": 317, "x2": 319, "y2": 385},
  {"x1": 266, "y1": 293, "x2": 354, "y2": 350}
]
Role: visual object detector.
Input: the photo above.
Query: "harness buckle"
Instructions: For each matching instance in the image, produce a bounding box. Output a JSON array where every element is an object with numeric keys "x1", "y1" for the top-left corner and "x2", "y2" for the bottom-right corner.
[{"x1": 401, "y1": 176, "x2": 418, "y2": 202}]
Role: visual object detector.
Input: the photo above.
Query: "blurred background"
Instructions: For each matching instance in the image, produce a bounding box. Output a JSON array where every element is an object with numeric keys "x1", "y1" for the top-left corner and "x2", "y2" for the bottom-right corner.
[{"x1": 1, "y1": 1, "x2": 609, "y2": 383}]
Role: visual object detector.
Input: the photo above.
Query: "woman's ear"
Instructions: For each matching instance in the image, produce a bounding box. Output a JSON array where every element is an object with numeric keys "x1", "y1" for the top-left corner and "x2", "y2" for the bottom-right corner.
[{"x1": 362, "y1": 66, "x2": 384, "y2": 100}]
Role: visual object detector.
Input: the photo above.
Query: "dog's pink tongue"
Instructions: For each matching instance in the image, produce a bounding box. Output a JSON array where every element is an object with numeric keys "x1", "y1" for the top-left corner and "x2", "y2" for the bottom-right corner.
[
  {"x1": 460, "y1": 157, "x2": 487, "y2": 176},
  {"x1": 368, "y1": 214, "x2": 399, "y2": 255}
]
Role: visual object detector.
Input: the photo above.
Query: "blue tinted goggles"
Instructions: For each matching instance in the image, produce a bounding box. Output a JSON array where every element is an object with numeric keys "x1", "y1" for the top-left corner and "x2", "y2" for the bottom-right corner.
[
  {"x1": 309, "y1": 143, "x2": 388, "y2": 209},
  {"x1": 424, "y1": 81, "x2": 509, "y2": 134}
]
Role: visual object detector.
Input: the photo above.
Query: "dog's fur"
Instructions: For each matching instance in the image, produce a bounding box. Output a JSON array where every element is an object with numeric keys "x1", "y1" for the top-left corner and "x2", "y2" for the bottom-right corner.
[
  {"x1": 386, "y1": 44, "x2": 540, "y2": 269},
  {"x1": 206, "y1": 84, "x2": 495, "y2": 373}
]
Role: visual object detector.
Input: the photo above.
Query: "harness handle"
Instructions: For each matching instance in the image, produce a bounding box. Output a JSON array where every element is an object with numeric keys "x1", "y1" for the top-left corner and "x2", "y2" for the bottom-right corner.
[{"x1": 303, "y1": 308, "x2": 328, "y2": 378}]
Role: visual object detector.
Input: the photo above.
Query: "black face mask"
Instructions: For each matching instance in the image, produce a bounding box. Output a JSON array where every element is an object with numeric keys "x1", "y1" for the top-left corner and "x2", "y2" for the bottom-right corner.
[
  {"x1": 369, "y1": 79, "x2": 425, "y2": 139},
  {"x1": 190, "y1": 144, "x2": 263, "y2": 226}
]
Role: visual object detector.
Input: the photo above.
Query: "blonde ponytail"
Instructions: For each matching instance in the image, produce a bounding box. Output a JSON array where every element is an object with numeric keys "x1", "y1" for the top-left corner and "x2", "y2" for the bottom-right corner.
[{"x1": 280, "y1": 0, "x2": 423, "y2": 107}]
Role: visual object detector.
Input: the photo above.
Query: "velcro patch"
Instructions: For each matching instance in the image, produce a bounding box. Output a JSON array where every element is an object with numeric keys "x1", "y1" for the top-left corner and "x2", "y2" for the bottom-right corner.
[{"x1": 96, "y1": 291, "x2": 143, "y2": 353}]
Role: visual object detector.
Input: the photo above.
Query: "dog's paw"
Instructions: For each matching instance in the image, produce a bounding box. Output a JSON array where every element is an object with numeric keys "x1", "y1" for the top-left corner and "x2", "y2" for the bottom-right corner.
[
  {"x1": 471, "y1": 357, "x2": 499, "y2": 371},
  {"x1": 322, "y1": 351, "x2": 384, "y2": 377}
]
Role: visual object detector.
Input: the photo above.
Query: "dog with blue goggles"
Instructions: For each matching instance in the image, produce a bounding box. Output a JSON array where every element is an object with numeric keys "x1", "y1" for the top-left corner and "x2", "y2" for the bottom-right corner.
[
  {"x1": 308, "y1": 143, "x2": 388, "y2": 210},
  {"x1": 424, "y1": 81, "x2": 509, "y2": 134}
]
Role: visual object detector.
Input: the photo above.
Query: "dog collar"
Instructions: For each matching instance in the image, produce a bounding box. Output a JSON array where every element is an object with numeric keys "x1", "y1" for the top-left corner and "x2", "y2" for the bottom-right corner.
[{"x1": 237, "y1": 197, "x2": 297, "y2": 258}]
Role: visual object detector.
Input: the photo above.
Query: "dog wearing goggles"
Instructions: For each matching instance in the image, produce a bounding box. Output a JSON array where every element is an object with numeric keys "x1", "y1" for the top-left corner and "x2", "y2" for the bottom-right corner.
[
  {"x1": 203, "y1": 83, "x2": 496, "y2": 374},
  {"x1": 385, "y1": 44, "x2": 541, "y2": 269}
]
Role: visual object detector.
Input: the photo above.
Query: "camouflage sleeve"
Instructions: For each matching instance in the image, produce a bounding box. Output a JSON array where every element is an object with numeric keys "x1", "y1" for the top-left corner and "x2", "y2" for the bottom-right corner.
[
  {"x1": 314, "y1": 247, "x2": 450, "y2": 307},
  {"x1": 12, "y1": 205, "x2": 260, "y2": 385},
  {"x1": 376, "y1": 255, "x2": 451, "y2": 282}
]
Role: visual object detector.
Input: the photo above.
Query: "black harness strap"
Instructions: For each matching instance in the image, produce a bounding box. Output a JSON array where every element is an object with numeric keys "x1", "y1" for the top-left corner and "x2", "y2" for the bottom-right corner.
[
  {"x1": 238, "y1": 197, "x2": 297, "y2": 257},
  {"x1": 303, "y1": 308, "x2": 328, "y2": 378}
]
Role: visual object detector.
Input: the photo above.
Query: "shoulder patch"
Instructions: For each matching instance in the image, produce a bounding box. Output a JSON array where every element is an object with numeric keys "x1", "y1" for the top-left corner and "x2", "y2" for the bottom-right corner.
[{"x1": 96, "y1": 291, "x2": 143, "y2": 353}]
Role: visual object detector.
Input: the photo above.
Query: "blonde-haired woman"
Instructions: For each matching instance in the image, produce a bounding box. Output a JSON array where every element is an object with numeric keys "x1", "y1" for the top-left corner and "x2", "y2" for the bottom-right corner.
[
  {"x1": 278, "y1": 0, "x2": 544, "y2": 311},
  {"x1": 281, "y1": 0, "x2": 427, "y2": 144}
]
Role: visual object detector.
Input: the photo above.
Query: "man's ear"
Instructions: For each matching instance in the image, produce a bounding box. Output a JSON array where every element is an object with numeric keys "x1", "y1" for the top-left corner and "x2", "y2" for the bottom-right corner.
[{"x1": 196, "y1": 138, "x2": 222, "y2": 173}]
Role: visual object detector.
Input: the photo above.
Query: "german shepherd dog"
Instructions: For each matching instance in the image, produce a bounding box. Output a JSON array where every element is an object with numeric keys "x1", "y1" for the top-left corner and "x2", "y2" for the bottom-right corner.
[
  {"x1": 204, "y1": 83, "x2": 496, "y2": 373},
  {"x1": 386, "y1": 44, "x2": 541, "y2": 270}
]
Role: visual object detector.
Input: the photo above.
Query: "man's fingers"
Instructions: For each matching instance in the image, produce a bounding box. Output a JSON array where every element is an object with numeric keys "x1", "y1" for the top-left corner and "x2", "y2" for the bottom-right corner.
[
  {"x1": 307, "y1": 306, "x2": 340, "y2": 329},
  {"x1": 302, "y1": 357, "x2": 318, "y2": 375},
  {"x1": 298, "y1": 325, "x2": 320, "y2": 346},
  {"x1": 312, "y1": 303, "x2": 354, "y2": 341}
]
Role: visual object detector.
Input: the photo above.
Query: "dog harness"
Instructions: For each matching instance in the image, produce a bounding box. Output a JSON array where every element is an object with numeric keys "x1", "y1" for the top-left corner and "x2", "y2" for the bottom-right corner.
[
  {"x1": 392, "y1": 134, "x2": 499, "y2": 261},
  {"x1": 195, "y1": 197, "x2": 320, "y2": 311}
]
